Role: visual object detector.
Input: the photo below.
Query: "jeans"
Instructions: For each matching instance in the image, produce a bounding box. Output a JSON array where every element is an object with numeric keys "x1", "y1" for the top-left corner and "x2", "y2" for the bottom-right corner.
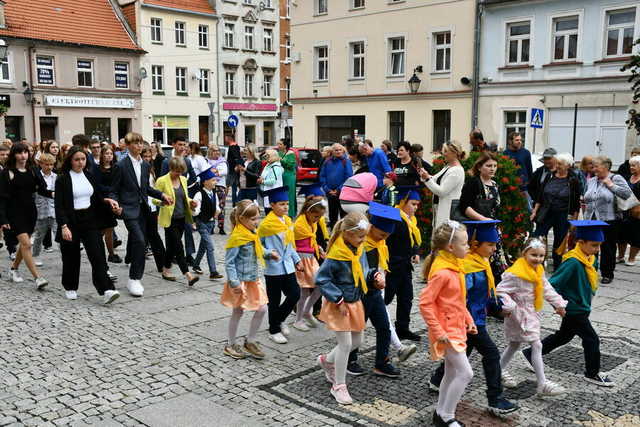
[
  {"x1": 534, "y1": 210, "x2": 570, "y2": 269},
  {"x1": 32, "y1": 217, "x2": 56, "y2": 257},
  {"x1": 384, "y1": 265, "x2": 413, "y2": 332},
  {"x1": 348, "y1": 289, "x2": 391, "y2": 368},
  {"x1": 231, "y1": 181, "x2": 239, "y2": 207},
  {"x1": 194, "y1": 220, "x2": 218, "y2": 274},
  {"x1": 265, "y1": 273, "x2": 300, "y2": 334},
  {"x1": 430, "y1": 325, "x2": 503, "y2": 404}
]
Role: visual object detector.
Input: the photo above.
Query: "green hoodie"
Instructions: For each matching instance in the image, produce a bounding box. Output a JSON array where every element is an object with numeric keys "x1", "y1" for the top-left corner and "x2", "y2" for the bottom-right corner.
[{"x1": 549, "y1": 258, "x2": 598, "y2": 315}]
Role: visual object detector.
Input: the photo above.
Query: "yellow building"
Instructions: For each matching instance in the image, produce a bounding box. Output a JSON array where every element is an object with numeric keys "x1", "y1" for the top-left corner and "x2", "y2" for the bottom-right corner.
[{"x1": 290, "y1": 0, "x2": 475, "y2": 153}]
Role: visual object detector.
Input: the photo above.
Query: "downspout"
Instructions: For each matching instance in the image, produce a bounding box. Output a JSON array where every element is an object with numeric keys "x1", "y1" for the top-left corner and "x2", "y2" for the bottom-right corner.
[
  {"x1": 27, "y1": 46, "x2": 36, "y2": 141},
  {"x1": 215, "y1": 17, "x2": 221, "y2": 145},
  {"x1": 471, "y1": 0, "x2": 484, "y2": 129}
]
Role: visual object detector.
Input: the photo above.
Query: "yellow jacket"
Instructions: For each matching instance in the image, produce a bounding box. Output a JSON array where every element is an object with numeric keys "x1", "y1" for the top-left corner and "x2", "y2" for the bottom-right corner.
[{"x1": 155, "y1": 174, "x2": 193, "y2": 227}]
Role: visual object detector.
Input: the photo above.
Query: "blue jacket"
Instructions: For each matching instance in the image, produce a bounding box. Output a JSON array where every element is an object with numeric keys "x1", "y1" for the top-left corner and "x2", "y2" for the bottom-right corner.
[
  {"x1": 315, "y1": 252, "x2": 376, "y2": 303},
  {"x1": 366, "y1": 148, "x2": 392, "y2": 188},
  {"x1": 503, "y1": 147, "x2": 533, "y2": 188},
  {"x1": 319, "y1": 155, "x2": 353, "y2": 193},
  {"x1": 225, "y1": 242, "x2": 260, "y2": 287},
  {"x1": 465, "y1": 270, "x2": 502, "y2": 327},
  {"x1": 260, "y1": 233, "x2": 301, "y2": 276}
]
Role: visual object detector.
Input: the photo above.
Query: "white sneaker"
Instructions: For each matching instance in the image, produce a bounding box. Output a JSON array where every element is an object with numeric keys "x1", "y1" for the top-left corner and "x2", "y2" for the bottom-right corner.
[
  {"x1": 501, "y1": 371, "x2": 518, "y2": 388},
  {"x1": 292, "y1": 320, "x2": 310, "y2": 332},
  {"x1": 103, "y1": 290, "x2": 120, "y2": 305},
  {"x1": 397, "y1": 344, "x2": 417, "y2": 363},
  {"x1": 537, "y1": 380, "x2": 566, "y2": 396},
  {"x1": 625, "y1": 260, "x2": 636, "y2": 266},
  {"x1": 10, "y1": 253, "x2": 15, "y2": 261},
  {"x1": 44, "y1": 247, "x2": 54, "y2": 253},
  {"x1": 65, "y1": 290, "x2": 78, "y2": 300},
  {"x1": 10, "y1": 269, "x2": 24, "y2": 283},
  {"x1": 35, "y1": 277, "x2": 48, "y2": 290},
  {"x1": 280, "y1": 323, "x2": 291, "y2": 337},
  {"x1": 304, "y1": 315, "x2": 321, "y2": 328},
  {"x1": 330, "y1": 384, "x2": 353, "y2": 405},
  {"x1": 127, "y1": 279, "x2": 144, "y2": 297},
  {"x1": 268, "y1": 332, "x2": 288, "y2": 344},
  {"x1": 34, "y1": 259, "x2": 43, "y2": 267},
  {"x1": 107, "y1": 271, "x2": 118, "y2": 281}
]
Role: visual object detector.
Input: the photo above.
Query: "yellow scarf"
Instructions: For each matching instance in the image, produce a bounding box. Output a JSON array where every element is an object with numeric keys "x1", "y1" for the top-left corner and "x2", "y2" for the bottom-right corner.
[
  {"x1": 428, "y1": 250, "x2": 466, "y2": 303},
  {"x1": 327, "y1": 235, "x2": 367, "y2": 293},
  {"x1": 257, "y1": 211, "x2": 295, "y2": 246},
  {"x1": 364, "y1": 235, "x2": 389, "y2": 272},
  {"x1": 563, "y1": 245, "x2": 598, "y2": 292},
  {"x1": 294, "y1": 214, "x2": 319, "y2": 257},
  {"x1": 225, "y1": 223, "x2": 265, "y2": 266},
  {"x1": 505, "y1": 258, "x2": 544, "y2": 311},
  {"x1": 463, "y1": 252, "x2": 496, "y2": 300},
  {"x1": 318, "y1": 216, "x2": 329, "y2": 240},
  {"x1": 396, "y1": 208, "x2": 422, "y2": 247}
]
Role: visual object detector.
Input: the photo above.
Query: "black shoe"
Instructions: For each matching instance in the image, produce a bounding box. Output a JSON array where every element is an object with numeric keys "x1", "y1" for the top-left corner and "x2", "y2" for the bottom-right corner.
[
  {"x1": 108, "y1": 254, "x2": 122, "y2": 263},
  {"x1": 113, "y1": 239, "x2": 122, "y2": 249},
  {"x1": 432, "y1": 411, "x2": 446, "y2": 427},
  {"x1": 488, "y1": 397, "x2": 518, "y2": 415},
  {"x1": 397, "y1": 329, "x2": 421, "y2": 342},
  {"x1": 188, "y1": 276, "x2": 200, "y2": 287},
  {"x1": 192, "y1": 266, "x2": 203, "y2": 275},
  {"x1": 585, "y1": 373, "x2": 615, "y2": 387},
  {"x1": 209, "y1": 272, "x2": 224, "y2": 280},
  {"x1": 601, "y1": 277, "x2": 613, "y2": 284},
  {"x1": 346, "y1": 362, "x2": 366, "y2": 376},
  {"x1": 219, "y1": 229, "x2": 226, "y2": 235},
  {"x1": 373, "y1": 363, "x2": 400, "y2": 378},
  {"x1": 186, "y1": 255, "x2": 195, "y2": 267}
]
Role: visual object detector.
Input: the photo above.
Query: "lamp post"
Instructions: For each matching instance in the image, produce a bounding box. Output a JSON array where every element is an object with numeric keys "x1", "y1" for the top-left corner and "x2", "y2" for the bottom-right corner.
[
  {"x1": 23, "y1": 86, "x2": 35, "y2": 104},
  {"x1": 408, "y1": 66, "x2": 423, "y2": 94}
]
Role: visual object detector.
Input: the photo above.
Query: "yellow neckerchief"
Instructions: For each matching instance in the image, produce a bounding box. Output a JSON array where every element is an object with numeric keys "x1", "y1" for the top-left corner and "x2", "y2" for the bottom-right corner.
[
  {"x1": 395, "y1": 207, "x2": 422, "y2": 247},
  {"x1": 326, "y1": 235, "x2": 367, "y2": 293},
  {"x1": 563, "y1": 245, "x2": 598, "y2": 292},
  {"x1": 294, "y1": 213, "x2": 319, "y2": 257},
  {"x1": 463, "y1": 251, "x2": 496, "y2": 300},
  {"x1": 505, "y1": 257, "x2": 544, "y2": 311},
  {"x1": 428, "y1": 250, "x2": 466, "y2": 303},
  {"x1": 257, "y1": 211, "x2": 295, "y2": 246},
  {"x1": 364, "y1": 234, "x2": 389, "y2": 272},
  {"x1": 318, "y1": 216, "x2": 329, "y2": 240},
  {"x1": 225, "y1": 223, "x2": 265, "y2": 266}
]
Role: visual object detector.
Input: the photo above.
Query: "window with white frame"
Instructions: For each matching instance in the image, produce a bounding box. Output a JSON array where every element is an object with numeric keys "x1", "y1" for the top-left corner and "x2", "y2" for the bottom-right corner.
[
  {"x1": 606, "y1": 8, "x2": 636, "y2": 57},
  {"x1": 350, "y1": 41, "x2": 365, "y2": 78},
  {"x1": 114, "y1": 62, "x2": 129, "y2": 89},
  {"x1": 506, "y1": 21, "x2": 531, "y2": 64},
  {"x1": 263, "y1": 28, "x2": 273, "y2": 52},
  {"x1": 175, "y1": 21, "x2": 186, "y2": 46},
  {"x1": 263, "y1": 74, "x2": 273, "y2": 97},
  {"x1": 176, "y1": 67, "x2": 187, "y2": 93},
  {"x1": 264, "y1": 0, "x2": 272, "y2": 7},
  {"x1": 286, "y1": 0, "x2": 291, "y2": 18},
  {"x1": 0, "y1": 55, "x2": 9, "y2": 82},
  {"x1": 316, "y1": 0, "x2": 327, "y2": 15},
  {"x1": 36, "y1": 56, "x2": 55, "y2": 85},
  {"x1": 225, "y1": 71, "x2": 236, "y2": 96},
  {"x1": 285, "y1": 38, "x2": 291, "y2": 61},
  {"x1": 152, "y1": 65, "x2": 164, "y2": 92},
  {"x1": 151, "y1": 18, "x2": 162, "y2": 42},
  {"x1": 244, "y1": 0, "x2": 252, "y2": 4},
  {"x1": 77, "y1": 59, "x2": 94, "y2": 87},
  {"x1": 244, "y1": 73, "x2": 254, "y2": 97},
  {"x1": 198, "y1": 25, "x2": 209, "y2": 48},
  {"x1": 285, "y1": 79, "x2": 291, "y2": 102},
  {"x1": 388, "y1": 37, "x2": 405, "y2": 76},
  {"x1": 315, "y1": 46, "x2": 329, "y2": 81},
  {"x1": 224, "y1": 23, "x2": 235, "y2": 48},
  {"x1": 245, "y1": 26, "x2": 254, "y2": 50},
  {"x1": 352, "y1": 0, "x2": 365, "y2": 9},
  {"x1": 433, "y1": 31, "x2": 451, "y2": 72},
  {"x1": 505, "y1": 111, "x2": 527, "y2": 145},
  {"x1": 552, "y1": 15, "x2": 579, "y2": 61},
  {"x1": 199, "y1": 69, "x2": 210, "y2": 95}
]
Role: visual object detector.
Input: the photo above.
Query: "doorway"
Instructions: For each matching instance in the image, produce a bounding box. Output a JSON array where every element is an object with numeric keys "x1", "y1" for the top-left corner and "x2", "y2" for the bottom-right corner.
[
  {"x1": 39, "y1": 117, "x2": 58, "y2": 141},
  {"x1": 263, "y1": 121, "x2": 274, "y2": 146},
  {"x1": 199, "y1": 116, "x2": 209, "y2": 145},
  {"x1": 117, "y1": 118, "x2": 131, "y2": 140}
]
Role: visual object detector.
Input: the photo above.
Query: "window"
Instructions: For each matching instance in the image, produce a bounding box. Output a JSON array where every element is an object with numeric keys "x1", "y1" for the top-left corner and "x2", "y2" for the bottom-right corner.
[
  {"x1": 285, "y1": 38, "x2": 291, "y2": 61},
  {"x1": 175, "y1": 21, "x2": 186, "y2": 46},
  {"x1": 225, "y1": 23, "x2": 235, "y2": 48},
  {"x1": 114, "y1": 62, "x2": 129, "y2": 89},
  {"x1": 198, "y1": 25, "x2": 209, "y2": 48},
  {"x1": 316, "y1": 0, "x2": 327, "y2": 15},
  {"x1": 263, "y1": 28, "x2": 273, "y2": 52},
  {"x1": 36, "y1": 56, "x2": 55, "y2": 85},
  {"x1": 77, "y1": 59, "x2": 94, "y2": 87},
  {"x1": 352, "y1": 0, "x2": 365, "y2": 8},
  {"x1": 199, "y1": 69, "x2": 210, "y2": 95},
  {"x1": 506, "y1": 21, "x2": 531, "y2": 64},
  {"x1": 152, "y1": 65, "x2": 164, "y2": 92},
  {"x1": 389, "y1": 111, "x2": 404, "y2": 146},
  {"x1": 505, "y1": 111, "x2": 527, "y2": 146},
  {"x1": 263, "y1": 75, "x2": 273, "y2": 97},
  {"x1": 433, "y1": 110, "x2": 451, "y2": 152},
  {"x1": 225, "y1": 71, "x2": 236, "y2": 96},
  {"x1": 84, "y1": 118, "x2": 111, "y2": 142},
  {"x1": 606, "y1": 8, "x2": 636, "y2": 57},
  {"x1": 433, "y1": 31, "x2": 451, "y2": 72},
  {"x1": 151, "y1": 18, "x2": 162, "y2": 42},
  {"x1": 315, "y1": 46, "x2": 329, "y2": 81},
  {"x1": 245, "y1": 26, "x2": 254, "y2": 50},
  {"x1": 0, "y1": 55, "x2": 8, "y2": 82},
  {"x1": 176, "y1": 67, "x2": 187, "y2": 93},
  {"x1": 285, "y1": 79, "x2": 291, "y2": 102},
  {"x1": 286, "y1": 0, "x2": 291, "y2": 18},
  {"x1": 350, "y1": 41, "x2": 365, "y2": 78},
  {"x1": 388, "y1": 37, "x2": 405, "y2": 76},
  {"x1": 244, "y1": 0, "x2": 253, "y2": 4},
  {"x1": 552, "y1": 15, "x2": 579, "y2": 61},
  {"x1": 264, "y1": 0, "x2": 272, "y2": 7},
  {"x1": 244, "y1": 73, "x2": 254, "y2": 97}
]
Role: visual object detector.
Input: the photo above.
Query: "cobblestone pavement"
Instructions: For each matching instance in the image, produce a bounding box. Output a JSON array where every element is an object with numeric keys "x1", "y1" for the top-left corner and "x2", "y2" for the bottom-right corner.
[{"x1": 1, "y1": 221, "x2": 640, "y2": 426}]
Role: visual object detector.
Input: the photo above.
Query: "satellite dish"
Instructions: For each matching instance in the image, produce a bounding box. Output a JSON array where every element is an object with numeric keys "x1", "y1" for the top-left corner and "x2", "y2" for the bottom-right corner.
[{"x1": 139, "y1": 67, "x2": 148, "y2": 80}]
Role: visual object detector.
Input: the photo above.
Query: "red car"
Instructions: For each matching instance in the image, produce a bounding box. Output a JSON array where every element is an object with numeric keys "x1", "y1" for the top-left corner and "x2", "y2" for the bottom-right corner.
[{"x1": 292, "y1": 147, "x2": 322, "y2": 182}]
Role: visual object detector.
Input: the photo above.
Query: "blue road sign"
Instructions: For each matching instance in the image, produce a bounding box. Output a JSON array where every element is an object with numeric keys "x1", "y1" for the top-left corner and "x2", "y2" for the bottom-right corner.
[
  {"x1": 530, "y1": 108, "x2": 544, "y2": 129},
  {"x1": 227, "y1": 114, "x2": 239, "y2": 128}
]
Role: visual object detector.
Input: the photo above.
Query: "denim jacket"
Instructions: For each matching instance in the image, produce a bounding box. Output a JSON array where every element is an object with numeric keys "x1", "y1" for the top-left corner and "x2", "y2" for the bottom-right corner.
[
  {"x1": 260, "y1": 233, "x2": 301, "y2": 276},
  {"x1": 225, "y1": 242, "x2": 259, "y2": 287},
  {"x1": 466, "y1": 271, "x2": 502, "y2": 327},
  {"x1": 315, "y1": 252, "x2": 377, "y2": 303}
]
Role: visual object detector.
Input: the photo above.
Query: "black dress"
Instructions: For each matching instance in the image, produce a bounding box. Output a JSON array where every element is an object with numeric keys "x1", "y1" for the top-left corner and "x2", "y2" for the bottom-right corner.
[
  {"x1": 96, "y1": 167, "x2": 118, "y2": 229},
  {"x1": 0, "y1": 167, "x2": 52, "y2": 235},
  {"x1": 621, "y1": 179, "x2": 640, "y2": 248}
]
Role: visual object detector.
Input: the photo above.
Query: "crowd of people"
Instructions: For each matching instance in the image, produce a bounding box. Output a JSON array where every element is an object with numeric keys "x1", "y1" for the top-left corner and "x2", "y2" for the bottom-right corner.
[{"x1": 1, "y1": 129, "x2": 638, "y2": 427}]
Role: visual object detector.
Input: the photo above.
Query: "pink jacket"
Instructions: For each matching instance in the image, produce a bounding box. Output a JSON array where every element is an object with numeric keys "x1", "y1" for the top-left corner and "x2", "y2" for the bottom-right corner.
[{"x1": 339, "y1": 172, "x2": 377, "y2": 203}]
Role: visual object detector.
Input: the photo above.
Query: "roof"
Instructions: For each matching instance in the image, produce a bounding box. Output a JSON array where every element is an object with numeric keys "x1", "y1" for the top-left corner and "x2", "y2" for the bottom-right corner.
[
  {"x1": 142, "y1": 0, "x2": 215, "y2": 15},
  {"x1": 0, "y1": 0, "x2": 143, "y2": 52}
]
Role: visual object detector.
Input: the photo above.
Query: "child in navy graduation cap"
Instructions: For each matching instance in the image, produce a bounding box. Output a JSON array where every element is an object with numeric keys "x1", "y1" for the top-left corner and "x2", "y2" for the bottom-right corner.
[
  {"x1": 523, "y1": 220, "x2": 615, "y2": 387},
  {"x1": 429, "y1": 220, "x2": 518, "y2": 416},
  {"x1": 191, "y1": 168, "x2": 224, "y2": 280}
]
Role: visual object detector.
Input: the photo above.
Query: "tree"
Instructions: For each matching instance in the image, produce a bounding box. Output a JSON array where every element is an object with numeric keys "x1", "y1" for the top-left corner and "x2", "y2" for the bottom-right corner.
[{"x1": 621, "y1": 45, "x2": 640, "y2": 134}]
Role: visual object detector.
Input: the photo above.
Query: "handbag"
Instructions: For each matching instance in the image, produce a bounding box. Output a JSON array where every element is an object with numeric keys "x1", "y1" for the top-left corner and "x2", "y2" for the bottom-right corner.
[
  {"x1": 449, "y1": 199, "x2": 468, "y2": 222},
  {"x1": 616, "y1": 192, "x2": 640, "y2": 211}
]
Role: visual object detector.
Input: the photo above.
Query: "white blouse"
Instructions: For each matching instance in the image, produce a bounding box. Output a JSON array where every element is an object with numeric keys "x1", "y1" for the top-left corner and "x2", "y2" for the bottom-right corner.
[{"x1": 70, "y1": 170, "x2": 94, "y2": 210}]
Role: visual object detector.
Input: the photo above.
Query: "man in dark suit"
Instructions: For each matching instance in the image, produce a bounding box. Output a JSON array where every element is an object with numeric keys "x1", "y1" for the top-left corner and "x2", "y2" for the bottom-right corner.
[{"x1": 109, "y1": 132, "x2": 171, "y2": 296}]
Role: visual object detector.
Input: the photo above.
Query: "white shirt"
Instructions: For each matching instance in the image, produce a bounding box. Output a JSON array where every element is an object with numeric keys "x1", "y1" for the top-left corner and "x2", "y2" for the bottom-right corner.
[
  {"x1": 192, "y1": 187, "x2": 221, "y2": 218},
  {"x1": 128, "y1": 153, "x2": 143, "y2": 186},
  {"x1": 70, "y1": 170, "x2": 94, "y2": 210},
  {"x1": 190, "y1": 154, "x2": 210, "y2": 176},
  {"x1": 39, "y1": 170, "x2": 56, "y2": 218}
]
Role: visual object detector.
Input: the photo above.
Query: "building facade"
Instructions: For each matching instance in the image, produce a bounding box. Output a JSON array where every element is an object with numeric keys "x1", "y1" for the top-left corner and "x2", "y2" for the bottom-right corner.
[
  {"x1": 279, "y1": 0, "x2": 292, "y2": 141},
  {"x1": 478, "y1": 0, "x2": 639, "y2": 165},
  {"x1": 0, "y1": 0, "x2": 144, "y2": 143},
  {"x1": 290, "y1": 0, "x2": 475, "y2": 152}
]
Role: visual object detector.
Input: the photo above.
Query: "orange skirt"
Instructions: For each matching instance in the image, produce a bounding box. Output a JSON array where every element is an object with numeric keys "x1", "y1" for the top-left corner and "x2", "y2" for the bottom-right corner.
[
  {"x1": 220, "y1": 280, "x2": 268, "y2": 311},
  {"x1": 318, "y1": 298, "x2": 365, "y2": 332},
  {"x1": 295, "y1": 256, "x2": 319, "y2": 288},
  {"x1": 429, "y1": 339, "x2": 467, "y2": 361}
]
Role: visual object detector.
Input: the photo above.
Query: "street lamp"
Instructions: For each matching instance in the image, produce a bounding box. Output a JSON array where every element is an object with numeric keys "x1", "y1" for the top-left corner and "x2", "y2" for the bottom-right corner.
[
  {"x1": 0, "y1": 39, "x2": 7, "y2": 59},
  {"x1": 408, "y1": 66, "x2": 423, "y2": 94},
  {"x1": 23, "y1": 85, "x2": 35, "y2": 104}
]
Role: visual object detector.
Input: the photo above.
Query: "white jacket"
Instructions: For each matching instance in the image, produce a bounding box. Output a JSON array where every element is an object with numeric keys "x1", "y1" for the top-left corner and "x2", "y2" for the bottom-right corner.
[{"x1": 425, "y1": 165, "x2": 465, "y2": 230}]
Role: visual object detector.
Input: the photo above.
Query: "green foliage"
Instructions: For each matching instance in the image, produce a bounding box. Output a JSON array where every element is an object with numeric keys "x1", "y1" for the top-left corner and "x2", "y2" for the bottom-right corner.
[
  {"x1": 621, "y1": 40, "x2": 640, "y2": 134},
  {"x1": 0, "y1": 104, "x2": 7, "y2": 116}
]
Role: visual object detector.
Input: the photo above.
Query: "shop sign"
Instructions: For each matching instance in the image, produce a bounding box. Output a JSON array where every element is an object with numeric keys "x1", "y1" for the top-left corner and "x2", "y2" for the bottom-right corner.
[
  {"x1": 45, "y1": 95, "x2": 134, "y2": 109},
  {"x1": 222, "y1": 102, "x2": 276, "y2": 111},
  {"x1": 0, "y1": 94, "x2": 10, "y2": 107}
]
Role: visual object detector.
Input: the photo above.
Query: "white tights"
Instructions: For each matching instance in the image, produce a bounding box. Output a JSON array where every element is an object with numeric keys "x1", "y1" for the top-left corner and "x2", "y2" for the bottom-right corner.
[
  {"x1": 385, "y1": 303, "x2": 403, "y2": 351},
  {"x1": 326, "y1": 331, "x2": 363, "y2": 385},
  {"x1": 296, "y1": 288, "x2": 322, "y2": 323},
  {"x1": 227, "y1": 305, "x2": 267, "y2": 346},
  {"x1": 437, "y1": 348, "x2": 473, "y2": 424},
  {"x1": 500, "y1": 340, "x2": 546, "y2": 385}
]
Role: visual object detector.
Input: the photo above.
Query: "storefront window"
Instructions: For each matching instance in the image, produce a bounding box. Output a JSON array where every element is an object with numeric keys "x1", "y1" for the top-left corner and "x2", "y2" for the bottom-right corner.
[
  {"x1": 152, "y1": 115, "x2": 189, "y2": 144},
  {"x1": 245, "y1": 125, "x2": 255, "y2": 144},
  {"x1": 4, "y1": 116, "x2": 23, "y2": 141},
  {"x1": 317, "y1": 115, "x2": 365, "y2": 147},
  {"x1": 84, "y1": 117, "x2": 111, "y2": 142}
]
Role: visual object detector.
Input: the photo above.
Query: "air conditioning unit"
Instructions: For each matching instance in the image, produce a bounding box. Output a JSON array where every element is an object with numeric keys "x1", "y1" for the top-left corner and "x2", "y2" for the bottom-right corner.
[{"x1": 292, "y1": 52, "x2": 301, "y2": 63}]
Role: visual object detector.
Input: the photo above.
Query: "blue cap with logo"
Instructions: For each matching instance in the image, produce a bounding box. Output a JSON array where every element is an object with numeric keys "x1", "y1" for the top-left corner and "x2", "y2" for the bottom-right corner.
[
  {"x1": 569, "y1": 220, "x2": 609, "y2": 242},
  {"x1": 198, "y1": 168, "x2": 216, "y2": 183},
  {"x1": 397, "y1": 185, "x2": 421, "y2": 202},
  {"x1": 463, "y1": 220, "x2": 502, "y2": 243},
  {"x1": 263, "y1": 186, "x2": 289, "y2": 203},
  {"x1": 368, "y1": 201, "x2": 402, "y2": 234}
]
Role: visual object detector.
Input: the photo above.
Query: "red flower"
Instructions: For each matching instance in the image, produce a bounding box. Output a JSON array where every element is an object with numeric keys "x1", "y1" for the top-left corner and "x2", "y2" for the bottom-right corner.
[
  {"x1": 503, "y1": 234, "x2": 510, "y2": 239},
  {"x1": 508, "y1": 186, "x2": 517, "y2": 192},
  {"x1": 501, "y1": 177, "x2": 510, "y2": 184},
  {"x1": 514, "y1": 177, "x2": 522, "y2": 185}
]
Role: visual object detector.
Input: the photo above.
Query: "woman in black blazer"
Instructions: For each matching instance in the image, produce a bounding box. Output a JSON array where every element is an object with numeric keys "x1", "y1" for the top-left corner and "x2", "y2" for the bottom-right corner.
[{"x1": 55, "y1": 146, "x2": 121, "y2": 304}]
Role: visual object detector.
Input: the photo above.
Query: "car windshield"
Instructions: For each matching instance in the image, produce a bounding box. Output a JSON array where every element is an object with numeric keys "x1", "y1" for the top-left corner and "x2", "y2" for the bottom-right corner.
[{"x1": 299, "y1": 150, "x2": 321, "y2": 168}]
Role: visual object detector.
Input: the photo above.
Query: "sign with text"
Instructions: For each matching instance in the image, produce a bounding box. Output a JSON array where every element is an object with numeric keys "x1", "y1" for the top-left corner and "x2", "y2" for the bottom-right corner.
[
  {"x1": 222, "y1": 102, "x2": 277, "y2": 111},
  {"x1": 45, "y1": 95, "x2": 134, "y2": 109}
]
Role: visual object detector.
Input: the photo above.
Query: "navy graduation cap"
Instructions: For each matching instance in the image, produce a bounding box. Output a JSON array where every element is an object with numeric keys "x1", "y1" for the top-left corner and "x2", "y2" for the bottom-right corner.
[
  {"x1": 263, "y1": 186, "x2": 289, "y2": 203},
  {"x1": 463, "y1": 220, "x2": 502, "y2": 243},
  {"x1": 198, "y1": 168, "x2": 216, "y2": 183},
  {"x1": 298, "y1": 183, "x2": 325, "y2": 197},
  {"x1": 569, "y1": 220, "x2": 609, "y2": 242},
  {"x1": 397, "y1": 185, "x2": 421, "y2": 202},
  {"x1": 368, "y1": 201, "x2": 402, "y2": 233}
]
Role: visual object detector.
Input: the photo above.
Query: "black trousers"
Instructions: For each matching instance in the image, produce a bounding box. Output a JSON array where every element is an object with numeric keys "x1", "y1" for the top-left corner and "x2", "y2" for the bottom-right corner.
[
  {"x1": 60, "y1": 209, "x2": 114, "y2": 295},
  {"x1": 43, "y1": 226, "x2": 52, "y2": 249},
  {"x1": 265, "y1": 273, "x2": 300, "y2": 334},
  {"x1": 123, "y1": 206, "x2": 149, "y2": 280},
  {"x1": 327, "y1": 193, "x2": 345, "y2": 228},
  {"x1": 600, "y1": 220, "x2": 620, "y2": 279},
  {"x1": 164, "y1": 217, "x2": 189, "y2": 274},
  {"x1": 147, "y1": 211, "x2": 166, "y2": 272},
  {"x1": 384, "y1": 265, "x2": 413, "y2": 332},
  {"x1": 4, "y1": 229, "x2": 17, "y2": 254},
  {"x1": 348, "y1": 289, "x2": 391, "y2": 368}
]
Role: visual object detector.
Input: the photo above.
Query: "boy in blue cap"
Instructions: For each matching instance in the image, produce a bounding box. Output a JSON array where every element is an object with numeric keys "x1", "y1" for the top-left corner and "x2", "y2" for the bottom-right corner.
[
  {"x1": 523, "y1": 220, "x2": 615, "y2": 387},
  {"x1": 192, "y1": 168, "x2": 224, "y2": 280},
  {"x1": 429, "y1": 220, "x2": 518, "y2": 416}
]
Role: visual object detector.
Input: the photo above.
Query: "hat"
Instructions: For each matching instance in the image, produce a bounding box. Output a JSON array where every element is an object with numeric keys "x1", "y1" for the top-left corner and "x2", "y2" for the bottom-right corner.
[
  {"x1": 368, "y1": 202, "x2": 401, "y2": 234},
  {"x1": 263, "y1": 186, "x2": 289, "y2": 204},
  {"x1": 198, "y1": 168, "x2": 216, "y2": 183},
  {"x1": 540, "y1": 147, "x2": 558, "y2": 160},
  {"x1": 569, "y1": 220, "x2": 609, "y2": 242},
  {"x1": 298, "y1": 183, "x2": 325, "y2": 197},
  {"x1": 463, "y1": 220, "x2": 502, "y2": 243},
  {"x1": 397, "y1": 185, "x2": 421, "y2": 202}
]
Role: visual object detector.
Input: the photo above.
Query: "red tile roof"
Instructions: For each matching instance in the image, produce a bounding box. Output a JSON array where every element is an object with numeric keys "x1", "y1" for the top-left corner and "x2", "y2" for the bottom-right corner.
[
  {"x1": 143, "y1": 0, "x2": 215, "y2": 15},
  {"x1": 0, "y1": 0, "x2": 142, "y2": 51}
]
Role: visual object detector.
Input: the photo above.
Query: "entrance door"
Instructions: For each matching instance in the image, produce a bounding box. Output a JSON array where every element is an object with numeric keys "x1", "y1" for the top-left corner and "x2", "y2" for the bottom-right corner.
[
  {"x1": 263, "y1": 121, "x2": 274, "y2": 146},
  {"x1": 117, "y1": 118, "x2": 131, "y2": 140},
  {"x1": 39, "y1": 117, "x2": 58, "y2": 141},
  {"x1": 199, "y1": 116, "x2": 209, "y2": 145}
]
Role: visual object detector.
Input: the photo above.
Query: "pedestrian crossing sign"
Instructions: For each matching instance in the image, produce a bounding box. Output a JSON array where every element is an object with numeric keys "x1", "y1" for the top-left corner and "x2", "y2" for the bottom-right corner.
[{"x1": 530, "y1": 108, "x2": 544, "y2": 129}]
